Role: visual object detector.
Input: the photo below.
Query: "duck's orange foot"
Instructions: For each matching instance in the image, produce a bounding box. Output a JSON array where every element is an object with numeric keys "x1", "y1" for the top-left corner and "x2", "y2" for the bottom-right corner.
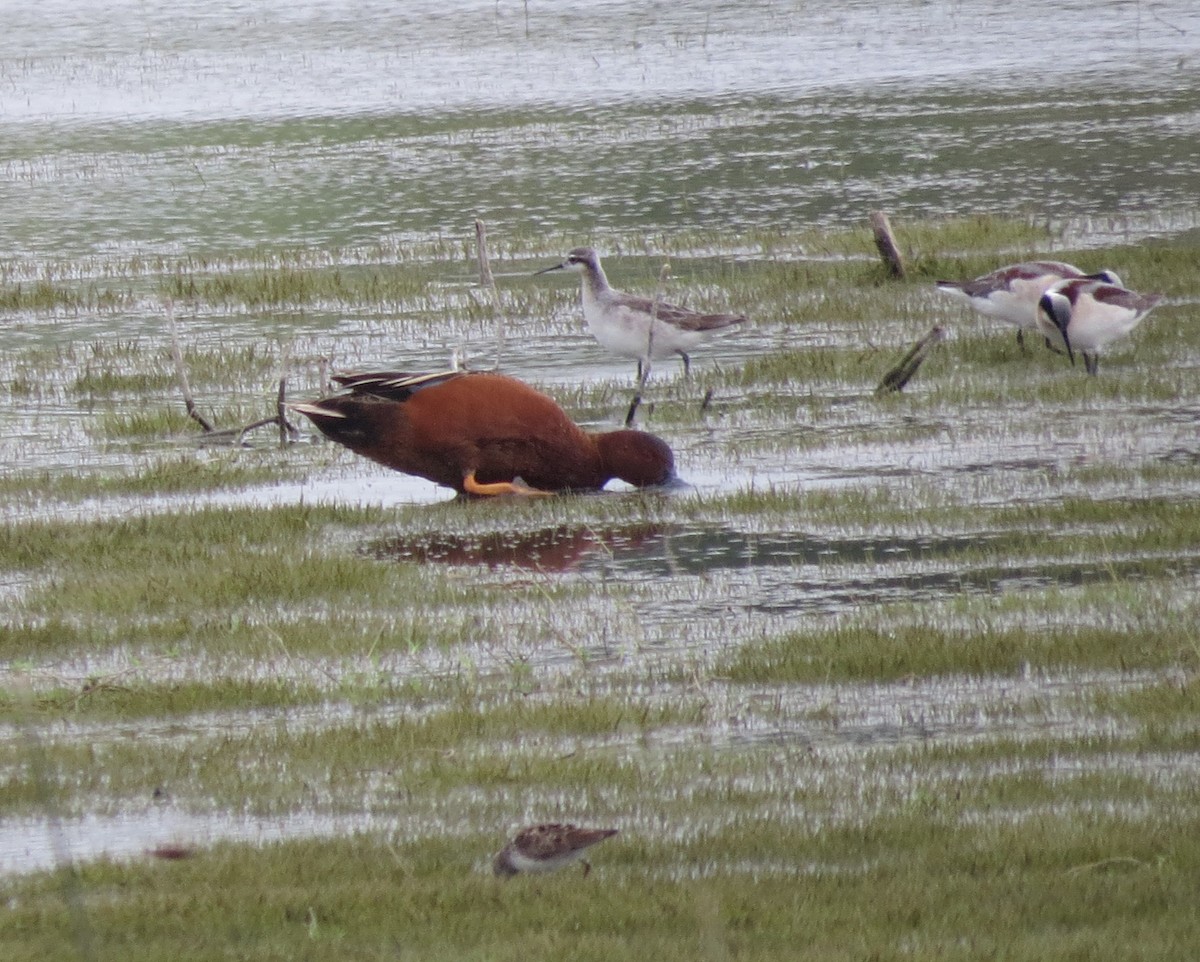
[{"x1": 462, "y1": 470, "x2": 554, "y2": 498}]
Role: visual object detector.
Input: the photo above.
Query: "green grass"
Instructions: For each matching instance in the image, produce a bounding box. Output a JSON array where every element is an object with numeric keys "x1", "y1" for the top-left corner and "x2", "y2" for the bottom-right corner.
[
  {"x1": 2, "y1": 807, "x2": 1198, "y2": 961},
  {"x1": 1, "y1": 677, "x2": 327, "y2": 722},
  {"x1": 2, "y1": 215, "x2": 1199, "y2": 960},
  {"x1": 0, "y1": 455, "x2": 301, "y2": 503},
  {"x1": 0, "y1": 279, "x2": 135, "y2": 312},
  {"x1": 723, "y1": 616, "x2": 1194, "y2": 683}
]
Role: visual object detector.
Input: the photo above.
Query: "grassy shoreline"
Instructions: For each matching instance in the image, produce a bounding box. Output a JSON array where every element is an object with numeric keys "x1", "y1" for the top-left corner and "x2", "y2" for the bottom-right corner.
[{"x1": 2, "y1": 216, "x2": 1199, "y2": 960}]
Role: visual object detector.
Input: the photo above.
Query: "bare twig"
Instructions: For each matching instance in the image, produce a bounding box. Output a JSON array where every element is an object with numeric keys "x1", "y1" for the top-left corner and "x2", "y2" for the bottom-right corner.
[
  {"x1": 626, "y1": 260, "x2": 671, "y2": 427},
  {"x1": 1147, "y1": 4, "x2": 1187, "y2": 36},
  {"x1": 168, "y1": 300, "x2": 299, "y2": 444},
  {"x1": 167, "y1": 299, "x2": 216, "y2": 433},
  {"x1": 275, "y1": 342, "x2": 299, "y2": 447},
  {"x1": 476, "y1": 219, "x2": 506, "y2": 370}
]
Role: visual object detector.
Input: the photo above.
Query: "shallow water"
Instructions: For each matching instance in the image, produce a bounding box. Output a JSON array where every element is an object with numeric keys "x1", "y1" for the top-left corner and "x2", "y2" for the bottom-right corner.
[
  {"x1": 3, "y1": 0, "x2": 1199, "y2": 262},
  {"x1": 0, "y1": 667, "x2": 1171, "y2": 877},
  {"x1": 3, "y1": 0, "x2": 1200, "y2": 882}
]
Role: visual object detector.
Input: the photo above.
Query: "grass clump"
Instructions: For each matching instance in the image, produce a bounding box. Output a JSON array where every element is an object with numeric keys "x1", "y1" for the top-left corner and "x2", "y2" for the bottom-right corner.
[
  {"x1": 0, "y1": 454, "x2": 299, "y2": 504},
  {"x1": 0, "y1": 279, "x2": 134, "y2": 313},
  {"x1": 725, "y1": 616, "x2": 1192, "y2": 683},
  {"x1": 1092, "y1": 678, "x2": 1200, "y2": 733},
  {"x1": 1, "y1": 677, "x2": 325, "y2": 722},
  {"x1": 161, "y1": 263, "x2": 432, "y2": 308}
]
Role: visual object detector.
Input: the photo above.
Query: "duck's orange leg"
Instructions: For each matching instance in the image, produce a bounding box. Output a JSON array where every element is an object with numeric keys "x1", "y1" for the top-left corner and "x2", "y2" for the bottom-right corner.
[{"x1": 462, "y1": 470, "x2": 554, "y2": 497}]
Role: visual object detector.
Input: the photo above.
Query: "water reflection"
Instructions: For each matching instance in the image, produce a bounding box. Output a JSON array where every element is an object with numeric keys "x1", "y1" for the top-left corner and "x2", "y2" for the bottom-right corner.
[
  {"x1": 367, "y1": 523, "x2": 668, "y2": 572},
  {"x1": 366, "y1": 521, "x2": 1200, "y2": 617},
  {"x1": 0, "y1": 806, "x2": 387, "y2": 879}
]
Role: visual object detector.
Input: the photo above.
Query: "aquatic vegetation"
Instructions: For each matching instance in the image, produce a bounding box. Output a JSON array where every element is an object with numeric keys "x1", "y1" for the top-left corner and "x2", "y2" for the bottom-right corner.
[
  {"x1": 1, "y1": 216, "x2": 1198, "y2": 962},
  {"x1": 4, "y1": 0, "x2": 1200, "y2": 950}
]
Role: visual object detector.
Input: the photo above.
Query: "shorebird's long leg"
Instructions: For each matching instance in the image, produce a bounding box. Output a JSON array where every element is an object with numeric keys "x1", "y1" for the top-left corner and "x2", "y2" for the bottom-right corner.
[
  {"x1": 1015, "y1": 329, "x2": 1028, "y2": 354},
  {"x1": 678, "y1": 350, "x2": 691, "y2": 377},
  {"x1": 462, "y1": 470, "x2": 554, "y2": 497},
  {"x1": 624, "y1": 394, "x2": 641, "y2": 427},
  {"x1": 626, "y1": 357, "x2": 653, "y2": 427}
]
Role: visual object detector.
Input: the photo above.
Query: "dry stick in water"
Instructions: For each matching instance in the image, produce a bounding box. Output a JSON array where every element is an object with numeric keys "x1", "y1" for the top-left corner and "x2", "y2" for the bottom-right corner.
[
  {"x1": 870, "y1": 210, "x2": 906, "y2": 279},
  {"x1": 233, "y1": 343, "x2": 299, "y2": 446},
  {"x1": 475, "y1": 218, "x2": 505, "y2": 370},
  {"x1": 167, "y1": 299, "x2": 216, "y2": 432},
  {"x1": 475, "y1": 218, "x2": 495, "y2": 288},
  {"x1": 168, "y1": 299, "x2": 298, "y2": 444},
  {"x1": 625, "y1": 260, "x2": 671, "y2": 427},
  {"x1": 876, "y1": 325, "x2": 946, "y2": 395},
  {"x1": 276, "y1": 365, "x2": 292, "y2": 447}
]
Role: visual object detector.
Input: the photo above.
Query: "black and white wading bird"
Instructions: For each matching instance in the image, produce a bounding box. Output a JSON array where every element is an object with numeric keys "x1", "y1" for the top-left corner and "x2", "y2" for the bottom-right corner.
[
  {"x1": 937, "y1": 261, "x2": 1121, "y2": 350},
  {"x1": 1035, "y1": 277, "x2": 1163, "y2": 375}
]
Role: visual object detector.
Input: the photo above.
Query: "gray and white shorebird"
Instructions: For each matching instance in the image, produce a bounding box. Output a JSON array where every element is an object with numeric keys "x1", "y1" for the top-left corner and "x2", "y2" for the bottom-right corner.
[
  {"x1": 492, "y1": 823, "x2": 618, "y2": 878},
  {"x1": 535, "y1": 247, "x2": 747, "y2": 379},
  {"x1": 1035, "y1": 277, "x2": 1163, "y2": 375},
  {"x1": 936, "y1": 261, "x2": 1121, "y2": 350}
]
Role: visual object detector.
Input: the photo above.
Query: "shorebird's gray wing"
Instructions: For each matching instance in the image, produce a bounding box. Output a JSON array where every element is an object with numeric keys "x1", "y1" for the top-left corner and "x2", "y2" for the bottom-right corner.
[
  {"x1": 613, "y1": 291, "x2": 746, "y2": 331},
  {"x1": 661, "y1": 306, "x2": 747, "y2": 331}
]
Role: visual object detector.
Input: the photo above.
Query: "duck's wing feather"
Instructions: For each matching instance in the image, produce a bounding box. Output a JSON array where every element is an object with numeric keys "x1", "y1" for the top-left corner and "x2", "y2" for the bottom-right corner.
[{"x1": 331, "y1": 369, "x2": 464, "y2": 402}]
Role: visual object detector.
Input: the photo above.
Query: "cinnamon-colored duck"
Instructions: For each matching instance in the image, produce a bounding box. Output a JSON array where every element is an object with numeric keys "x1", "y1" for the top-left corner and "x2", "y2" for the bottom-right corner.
[{"x1": 292, "y1": 370, "x2": 677, "y2": 497}]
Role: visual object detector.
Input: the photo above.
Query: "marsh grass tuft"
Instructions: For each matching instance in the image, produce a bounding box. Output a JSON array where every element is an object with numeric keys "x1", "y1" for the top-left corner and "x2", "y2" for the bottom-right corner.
[{"x1": 724, "y1": 617, "x2": 1193, "y2": 683}]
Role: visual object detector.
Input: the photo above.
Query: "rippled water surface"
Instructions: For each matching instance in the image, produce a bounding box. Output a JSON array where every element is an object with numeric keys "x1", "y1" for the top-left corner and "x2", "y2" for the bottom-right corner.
[
  {"x1": 3, "y1": 1, "x2": 1199, "y2": 880},
  {"x1": 3, "y1": 0, "x2": 1199, "y2": 260}
]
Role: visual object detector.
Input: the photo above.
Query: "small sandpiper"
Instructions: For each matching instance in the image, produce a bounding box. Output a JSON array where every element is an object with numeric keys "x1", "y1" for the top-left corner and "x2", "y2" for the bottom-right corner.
[
  {"x1": 492, "y1": 823, "x2": 618, "y2": 878},
  {"x1": 1035, "y1": 277, "x2": 1163, "y2": 375},
  {"x1": 936, "y1": 261, "x2": 1121, "y2": 350},
  {"x1": 535, "y1": 247, "x2": 747, "y2": 379}
]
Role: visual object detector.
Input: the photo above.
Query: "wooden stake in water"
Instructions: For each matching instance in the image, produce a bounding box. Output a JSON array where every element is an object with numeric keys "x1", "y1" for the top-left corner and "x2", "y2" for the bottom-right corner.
[
  {"x1": 876, "y1": 325, "x2": 946, "y2": 394},
  {"x1": 870, "y1": 210, "x2": 906, "y2": 279}
]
